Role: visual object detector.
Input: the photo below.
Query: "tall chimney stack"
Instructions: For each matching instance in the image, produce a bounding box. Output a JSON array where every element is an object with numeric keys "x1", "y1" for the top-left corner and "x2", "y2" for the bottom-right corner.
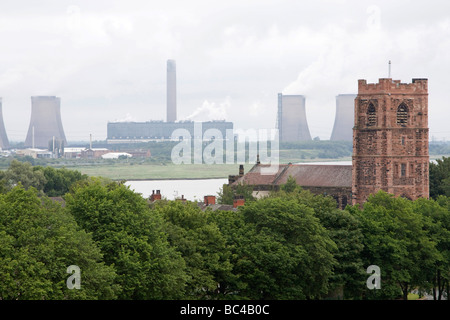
[{"x1": 167, "y1": 59, "x2": 177, "y2": 122}]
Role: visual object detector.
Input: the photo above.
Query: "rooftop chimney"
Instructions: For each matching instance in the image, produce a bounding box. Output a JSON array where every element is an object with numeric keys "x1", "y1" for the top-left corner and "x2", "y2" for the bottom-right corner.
[
  {"x1": 150, "y1": 189, "x2": 162, "y2": 202},
  {"x1": 204, "y1": 195, "x2": 216, "y2": 206},
  {"x1": 239, "y1": 164, "x2": 244, "y2": 176},
  {"x1": 233, "y1": 195, "x2": 245, "y2": 208}
]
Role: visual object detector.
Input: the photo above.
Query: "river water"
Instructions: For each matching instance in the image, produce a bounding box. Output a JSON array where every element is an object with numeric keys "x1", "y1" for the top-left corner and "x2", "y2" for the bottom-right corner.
[
  {"x1": 124, "y1": 161, "x2": 355, "y2": 201},
  {"x1": 125, "y1": 178, "x2": 229, "y2": 201}
]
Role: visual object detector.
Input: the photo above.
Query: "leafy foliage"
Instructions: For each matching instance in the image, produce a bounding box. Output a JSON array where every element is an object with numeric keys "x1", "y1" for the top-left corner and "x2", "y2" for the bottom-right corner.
[
  {"x1": 0, "y1": 186, "x2": 118, "y2": 299},
  {"x1": 64, "y1": 178, "x2": 187, "y2": 299},
  {"x1": 154, "y1": 201, "x2": 233, "y2": 298},
  {"x1": 347, "y1": 191, "x2": 441, "y2": 300},
  {"x1": 1, "y1": 158, "x2": 450, "y2": 300},
  {"x1": 0, "y1": 160, "x2": 87, "y2": 197},
  {"x1": 217, "y1": 183, "x2": 255, "y2": 205},
  {"x1": 430, "y1": 156, "x2": 450, "y2": 199}
]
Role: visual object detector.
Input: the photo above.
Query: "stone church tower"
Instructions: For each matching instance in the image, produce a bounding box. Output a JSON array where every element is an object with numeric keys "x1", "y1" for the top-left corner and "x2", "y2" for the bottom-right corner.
[{"x1": 352, "y1": 78, "x2": 429, "y2": 205}]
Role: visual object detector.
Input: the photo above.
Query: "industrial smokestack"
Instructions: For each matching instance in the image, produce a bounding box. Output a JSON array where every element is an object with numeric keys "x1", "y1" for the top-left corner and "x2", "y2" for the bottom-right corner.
[
  {"x1": 0, "y1": 98, "x2": 10, "y2": 149},
  {"x1": 24, "y1": 96, "x2": 67, "y2": 149},
  {"x1": 277, "y1": 93, "x2": 311, "y2": 142},
  {"x1": 167, "y1": 59, "x2": 177, "y2": 122},
  {"x1": 330, "y1": 94, "x2": 357, "y2": 141}
]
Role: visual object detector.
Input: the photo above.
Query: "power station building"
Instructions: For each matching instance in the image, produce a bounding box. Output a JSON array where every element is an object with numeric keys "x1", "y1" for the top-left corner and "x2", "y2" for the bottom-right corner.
[
  {"x1": 107, "y1": 59, "x2": 234, "y2": 144},
  {"x1": 231, "y1": 78, "x2": 430, "y2": 208},
  {"x1": 0, "y1": 98, "x2": 10, "y2": 149},
  {"x1": 277, "y1": 93, "x2": 312, "y2": 142},
  {"x1": 330, "y1": 94, "x2": 357, "y2": 141},
  {"x1": 107, "y1": 120, "x2": 233, "y2": 143},
  {"x1": 24, "y1": 96, "x2": 67, "y2": 149}
]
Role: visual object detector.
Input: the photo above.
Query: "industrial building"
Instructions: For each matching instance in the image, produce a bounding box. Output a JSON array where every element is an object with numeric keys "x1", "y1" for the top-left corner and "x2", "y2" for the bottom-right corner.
[
  {"x1": 330, "y1": 94, "x2": 357, "y2": 141},
  {"x1": 277, "y1": 93, "x2": 312, "y2": 142},
  {"x1": 107, "y1": 120, "x2": 233, "y2": 143},
  {"x1": 107, "y1": 59, "x2": 234, "y2": 144},
  {"x1": 24, "y1": 96, "x2": 67, "y2": 149},
  {"x1": 0, "y1": 98, "x2": 10, "y2": 149}
]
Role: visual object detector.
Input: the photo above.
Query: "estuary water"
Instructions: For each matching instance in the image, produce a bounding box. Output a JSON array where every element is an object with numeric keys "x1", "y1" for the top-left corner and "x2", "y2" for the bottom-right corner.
[
  {"x1": 125, "y1": 178, "x2": 229, "y2": 201},
  {"x1": 124, "y1": 161, "x2": 354, "y2": 201}
]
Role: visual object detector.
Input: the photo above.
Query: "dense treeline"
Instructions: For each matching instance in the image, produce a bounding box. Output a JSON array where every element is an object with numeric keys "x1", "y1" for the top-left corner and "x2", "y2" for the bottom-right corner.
[{"x1": 0, "y1": 160, "x2": 449, "y2": 300}]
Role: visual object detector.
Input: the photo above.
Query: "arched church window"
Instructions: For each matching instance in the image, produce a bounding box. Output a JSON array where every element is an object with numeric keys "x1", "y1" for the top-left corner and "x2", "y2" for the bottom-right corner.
[
  {"x1": 397, "y1": 103, "x2": 408, "y2": 126},
  {"x1": 367, "y1": 103, "x2": 376, "y2": 126}
]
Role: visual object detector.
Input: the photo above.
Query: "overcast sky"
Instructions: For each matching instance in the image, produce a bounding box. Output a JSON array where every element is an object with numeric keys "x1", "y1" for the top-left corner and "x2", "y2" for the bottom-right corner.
[{"x1": 1, "y1": 0, "x2": 450, "y2": 142}]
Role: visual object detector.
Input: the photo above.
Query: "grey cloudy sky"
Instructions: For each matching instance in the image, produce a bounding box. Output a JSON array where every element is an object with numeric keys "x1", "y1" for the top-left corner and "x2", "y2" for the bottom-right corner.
[{"x1": 1, "y1": 0, "x2": 450, "y2": 142}]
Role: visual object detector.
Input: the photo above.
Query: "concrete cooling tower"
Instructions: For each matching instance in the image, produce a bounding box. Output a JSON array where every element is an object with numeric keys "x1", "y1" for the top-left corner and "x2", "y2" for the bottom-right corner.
[
  {"x1": 167, "y1": 59, "x2": 177, "y2": 122},
  {"x1": 0, "y1": 98, "x2": 10, "y2": 149},
  {"x1": 277, "y1": 93, "x2": 312, "y2": 142},
  {"x1": 24, "y1": 96, "x2": 67, "y2": 148},
  {"x1": 330, "y1": 94, "x2": 357, "y2": 141}
]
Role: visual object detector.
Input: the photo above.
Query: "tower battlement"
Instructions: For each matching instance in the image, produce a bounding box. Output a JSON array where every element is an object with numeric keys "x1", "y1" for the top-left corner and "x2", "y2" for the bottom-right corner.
[{"x1": 358, "y1": 78, "x2": 428, "y2": 95}]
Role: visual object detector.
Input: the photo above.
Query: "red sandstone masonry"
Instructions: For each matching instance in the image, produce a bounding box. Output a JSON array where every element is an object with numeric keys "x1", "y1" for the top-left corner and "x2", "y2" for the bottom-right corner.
[
  {"x1": 358, "y1": 78, "x2": 428, "y2": 94},
  {"x1": 352, "y1": 78, "x2": 429, "y2": 205}
]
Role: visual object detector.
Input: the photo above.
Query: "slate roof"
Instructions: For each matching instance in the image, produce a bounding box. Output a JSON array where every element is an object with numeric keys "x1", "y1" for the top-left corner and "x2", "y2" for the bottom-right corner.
[
  {"x1": 231, "y1": 163, "x2": 352, "y2": 188},
  {"x1": 197, "y1": 203, "x2": 237, "y2": 211}
]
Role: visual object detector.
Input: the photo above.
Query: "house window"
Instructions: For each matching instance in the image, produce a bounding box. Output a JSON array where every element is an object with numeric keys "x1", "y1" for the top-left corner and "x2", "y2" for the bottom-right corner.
[
  {"x1": 368, "y1": 103, "x2": 376, "y2": 126},
  {"x1": 397, "y1": 104, "x2": 408, "y2": 126}
]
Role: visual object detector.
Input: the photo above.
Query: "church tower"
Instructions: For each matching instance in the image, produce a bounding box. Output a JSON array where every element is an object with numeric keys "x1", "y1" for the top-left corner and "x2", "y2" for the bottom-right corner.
[{"x1": 352, "y1": 78, "x2": 429, "y2": 205}]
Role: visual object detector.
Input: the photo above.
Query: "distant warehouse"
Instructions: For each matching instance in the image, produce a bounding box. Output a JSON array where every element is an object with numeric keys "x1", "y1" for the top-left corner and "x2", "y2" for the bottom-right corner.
[{"x1": 107, "y1": 120, "x2": 234, "y2": 144}]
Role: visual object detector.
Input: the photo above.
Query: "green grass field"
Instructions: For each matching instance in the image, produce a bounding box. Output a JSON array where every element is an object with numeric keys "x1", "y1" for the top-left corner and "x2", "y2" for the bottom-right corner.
[{"x1": 63, "y1": 163, "x2": 248, "y2": 180}]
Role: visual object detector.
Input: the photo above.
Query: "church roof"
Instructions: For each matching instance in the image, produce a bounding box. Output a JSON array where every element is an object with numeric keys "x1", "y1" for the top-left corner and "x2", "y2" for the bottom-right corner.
[{"x1": 231, "y1": 163, "x2": 352, "y2": 188}]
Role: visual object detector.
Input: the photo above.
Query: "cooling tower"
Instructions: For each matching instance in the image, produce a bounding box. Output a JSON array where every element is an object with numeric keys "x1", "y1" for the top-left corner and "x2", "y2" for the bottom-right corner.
[
  {"x1": 0, "y1": 98, "x2": 10, "y2": 149},
  {"x1": 330, "y1": 94, "x2": 357, "y2": 141},
  {"x1": 167, "y1": 59, "x2": 177, "y2": 122},
  {"x1": 24, "y1": 96, "x2": 67, "y2": 148},
  {"x1": 277, "y1": 93, "x2": 311, "y2": 142}
]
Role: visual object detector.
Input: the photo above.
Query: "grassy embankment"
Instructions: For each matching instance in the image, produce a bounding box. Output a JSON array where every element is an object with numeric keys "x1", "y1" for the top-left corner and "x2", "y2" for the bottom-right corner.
[
  {"x1": 64, "y1": 148, "x2": 352, "y2": 180},
  {"x1": 6, "y1": 140, "x2": 448, "y2": 180}
]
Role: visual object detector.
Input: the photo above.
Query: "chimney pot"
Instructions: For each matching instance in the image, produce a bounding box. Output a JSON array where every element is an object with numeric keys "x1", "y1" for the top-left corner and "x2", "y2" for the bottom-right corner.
[{"x1": 204, "y1": 195, "x2": 216, "y2": 206}]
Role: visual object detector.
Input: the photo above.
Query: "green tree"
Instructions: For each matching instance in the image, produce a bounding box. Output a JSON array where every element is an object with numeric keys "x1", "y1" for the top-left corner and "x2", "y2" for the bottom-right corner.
[
  {"x1": 217, "y1": 183, "x2": 255, "y2": 205},
  {"x1": 0, "y1": 160, "x2": 46, "y2": 193},
  {"x1": 154, "y1": 201, "x2": 233, "y2": 299},
  {"x1": 65, "y1": 178, "x2": 188, "y2": 299},
  {"x1": 0, "y1": 185, "x2": 119, "y2": 299},
  {"x1": 34, "y1": 166, "x2": 88, "y2": 197},
  {"x1": 419, "y1": 196, "x2": 450, "y2": 299},
  {"x1": 281, "y1": 175, "x2": 298, "y2": 193},
  {"x1": 429, "y1": 156, "x2": 450, "y2": 198},
  {"x1": 213, "y1": 197, "x2": 336, "y2": 299},
  {"x1": 348, "y1": 191, "x2": 441, "y2": 300},
  {"x1": 268, "y1": 187, "x2": 365, "y2": 299}
]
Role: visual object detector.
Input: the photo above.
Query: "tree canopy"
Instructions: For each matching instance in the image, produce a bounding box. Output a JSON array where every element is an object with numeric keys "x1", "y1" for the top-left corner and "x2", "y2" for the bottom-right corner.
[
  {"x1": 1, "y1": 160, "x2": 449, "y2": 300},
  {"x1": 0, "y1": 186, "x2": 118, "y2": 299}
]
